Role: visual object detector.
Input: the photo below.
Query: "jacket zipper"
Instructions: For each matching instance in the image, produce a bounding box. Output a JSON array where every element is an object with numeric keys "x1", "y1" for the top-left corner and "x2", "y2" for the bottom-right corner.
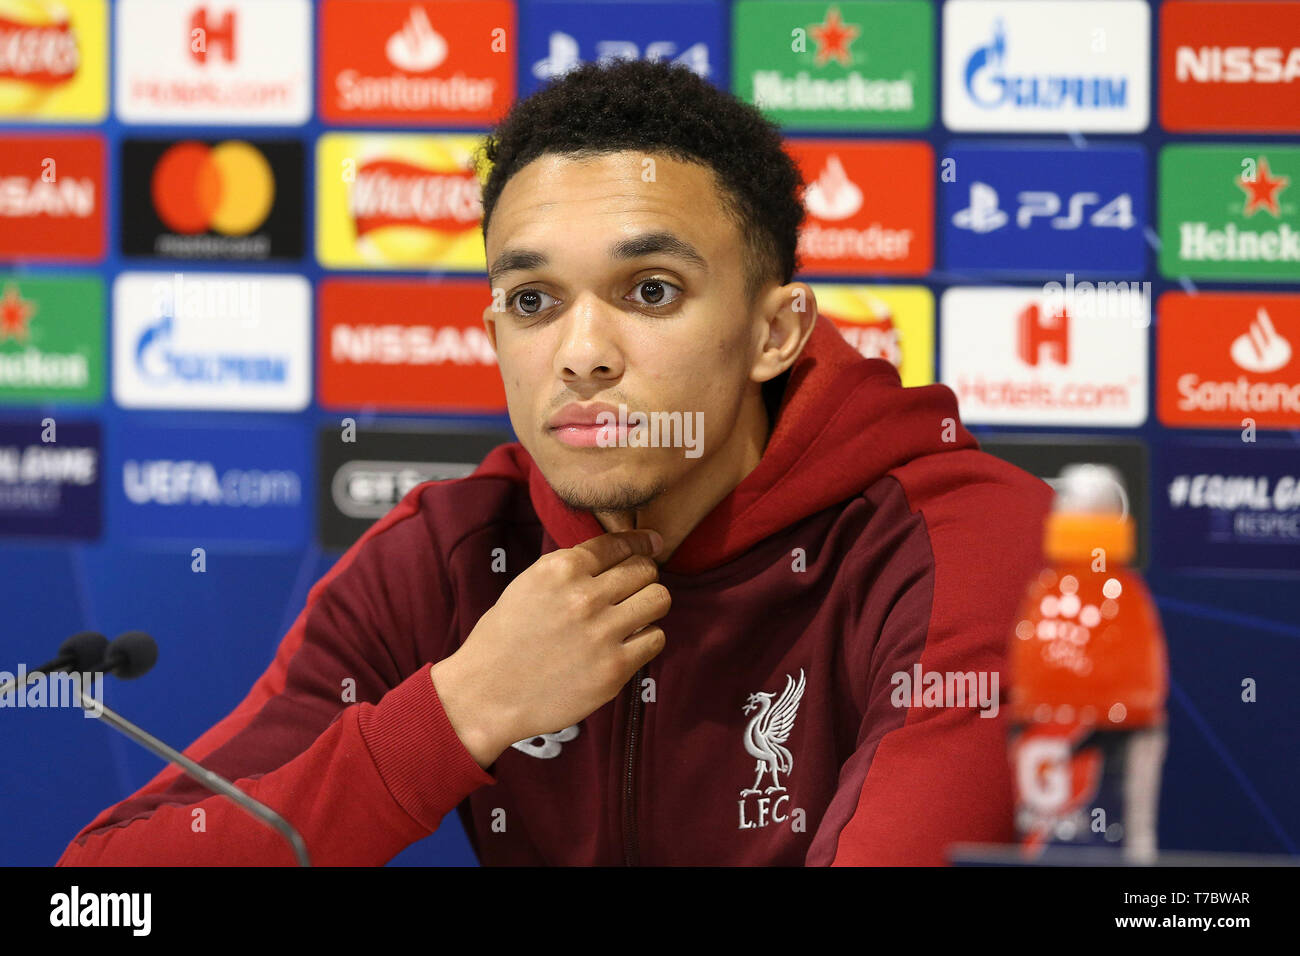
[{"x1": 621, "y1": 663, "x2": 645, "y2": 866}]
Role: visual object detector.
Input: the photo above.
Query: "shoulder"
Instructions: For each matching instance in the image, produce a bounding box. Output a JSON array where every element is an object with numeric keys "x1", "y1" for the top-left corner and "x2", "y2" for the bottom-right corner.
[
  {"x1": 887, "y1": 447, "x2": 1054, "y2": 543},
  {"x1": 880, "y1": 448, "x2": 1053, "y2": 629}
]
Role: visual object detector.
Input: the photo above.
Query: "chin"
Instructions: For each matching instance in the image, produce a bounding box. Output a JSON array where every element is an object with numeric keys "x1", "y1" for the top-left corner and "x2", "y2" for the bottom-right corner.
[{"x1": 545, "y1": 462, "x2": 669, "y2": 514}]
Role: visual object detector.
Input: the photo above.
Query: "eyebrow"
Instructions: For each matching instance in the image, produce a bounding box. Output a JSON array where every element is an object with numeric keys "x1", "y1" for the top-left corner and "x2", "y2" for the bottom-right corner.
[{"x1": 488, "y1": 231, "x2": 709, "y2": 285}]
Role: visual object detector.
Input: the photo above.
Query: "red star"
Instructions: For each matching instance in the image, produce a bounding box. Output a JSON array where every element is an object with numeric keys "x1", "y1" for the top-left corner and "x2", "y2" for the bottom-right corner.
[
  {"x1": 1237, "y1": 156, "x2": 1289, "y2": 218},
  {"x1": 0, "y1": 283, "x2": 35, "y2": 342},
  {"x1": 810, "y1": 6, "x2": 860, "y2": 67}
]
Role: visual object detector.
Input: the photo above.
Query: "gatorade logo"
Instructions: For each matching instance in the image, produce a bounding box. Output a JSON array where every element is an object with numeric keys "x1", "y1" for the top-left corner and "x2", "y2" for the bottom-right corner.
[{"x1": 151, "y1": 141, "x2": 274, "y2": 236}]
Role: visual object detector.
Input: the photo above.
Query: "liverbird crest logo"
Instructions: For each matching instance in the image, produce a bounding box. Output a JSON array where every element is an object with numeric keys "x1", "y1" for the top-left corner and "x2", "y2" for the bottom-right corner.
[{"x1": 740, "y1": 669, "x2": 807, "y2": 796}]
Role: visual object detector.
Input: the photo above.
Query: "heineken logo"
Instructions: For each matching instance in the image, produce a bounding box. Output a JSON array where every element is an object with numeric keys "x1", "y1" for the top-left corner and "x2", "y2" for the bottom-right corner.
[
  {"x1": 1238, "y1": 156, "x2": 1290, "y2": 218},
  {"x1": 1160, "y1": 146, "x2": 1300, "y2": 281},
  {"x1": 0, "y1": 277, "x2": 104, "y2": 402},
  {"x1": 733, "y1": 1, "x2": 933, "y2": 130}
]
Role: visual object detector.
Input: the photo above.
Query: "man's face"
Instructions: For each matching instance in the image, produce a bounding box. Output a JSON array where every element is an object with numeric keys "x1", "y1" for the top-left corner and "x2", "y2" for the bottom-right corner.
[{"x1": 482, "y1": 151, "x2": 766, "y2": 514}]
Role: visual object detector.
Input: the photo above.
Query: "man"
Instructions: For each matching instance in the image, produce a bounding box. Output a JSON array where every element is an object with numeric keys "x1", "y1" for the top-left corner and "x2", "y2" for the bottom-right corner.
[{"x1": 59, "y1": 59, "x2": 1052, "y2": 866}]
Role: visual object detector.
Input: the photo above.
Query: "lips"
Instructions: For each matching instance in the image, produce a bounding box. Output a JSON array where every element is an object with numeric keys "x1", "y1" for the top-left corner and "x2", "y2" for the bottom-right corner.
[
  {"x1": 547, "y1": 402, "x2": 622, "y2": 430},
  {"x1": 547, "y1": 402, "x2": 630, "y2": 448}
]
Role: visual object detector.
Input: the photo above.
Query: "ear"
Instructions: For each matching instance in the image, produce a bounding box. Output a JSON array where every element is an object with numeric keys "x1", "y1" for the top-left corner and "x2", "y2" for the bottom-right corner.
[
  {"x1": 749, "y1": 282, "x2": 817, "y2": 384},
  {"x1": 482, "y1": 298, "x2": 499, "y2": 354}
]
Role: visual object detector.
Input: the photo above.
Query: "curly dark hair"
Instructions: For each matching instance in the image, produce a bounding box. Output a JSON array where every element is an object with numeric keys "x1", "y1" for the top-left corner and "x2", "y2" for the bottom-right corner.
[{"x1": 475, "y1": 58, "x2": 805, "y2": 305}]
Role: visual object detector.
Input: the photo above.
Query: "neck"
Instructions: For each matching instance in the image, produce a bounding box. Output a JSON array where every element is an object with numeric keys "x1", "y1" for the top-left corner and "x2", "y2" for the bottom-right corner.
[{"x1": 593, "y1": 390, "x2": 772, "y2": 563}]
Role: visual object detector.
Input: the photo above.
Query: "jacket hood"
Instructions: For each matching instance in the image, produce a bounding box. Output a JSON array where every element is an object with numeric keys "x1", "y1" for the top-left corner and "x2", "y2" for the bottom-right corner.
[{"x1": 474, "y1": 313, "x2": 980, "y2": 574}]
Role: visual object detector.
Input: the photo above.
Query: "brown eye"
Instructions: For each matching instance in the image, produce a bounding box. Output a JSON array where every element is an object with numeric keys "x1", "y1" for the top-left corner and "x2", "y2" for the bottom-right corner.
[
  {"x1": 629, "y1": 279, "x2": 681, "y2": 309},
  {"x1": 509, "y1": 289, "x2": 557, "y2": 316}
]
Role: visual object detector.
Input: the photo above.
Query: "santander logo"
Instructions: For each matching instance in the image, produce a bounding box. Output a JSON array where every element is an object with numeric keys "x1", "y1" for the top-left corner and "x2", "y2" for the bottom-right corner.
[
  {"x1": 386, "y1": 6, "x2": 447, "y2": 72},
  {"x1": 803, "y1": 154, "x2": 863, "y2": 221},
  {"x1": 1230, "y1": 307, "x2": 1292, "y2": 373},
  {"x1": 1159, "y1": 292, "x2": 1300, "y2": 427}
]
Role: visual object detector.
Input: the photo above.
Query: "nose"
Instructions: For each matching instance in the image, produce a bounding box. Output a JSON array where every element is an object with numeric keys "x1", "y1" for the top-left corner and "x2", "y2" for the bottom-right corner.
[{"x1": 553, "y1": 294, "x2": 625, "y2": 387}]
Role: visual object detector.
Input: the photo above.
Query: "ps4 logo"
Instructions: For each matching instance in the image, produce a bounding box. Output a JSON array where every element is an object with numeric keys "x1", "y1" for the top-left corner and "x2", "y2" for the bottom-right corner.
[
  {"x1": 532, "y1": 31, "x2": 711, "y2": 81},
  {"x1": 952, "y1": 182, "x2": 1136, "y2": 234}
]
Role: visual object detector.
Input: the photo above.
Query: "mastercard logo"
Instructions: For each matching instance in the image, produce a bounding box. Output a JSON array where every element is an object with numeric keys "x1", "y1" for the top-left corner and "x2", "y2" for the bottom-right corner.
[{"x1": 151, "y1": 141, "x2": 275, "y2": 236}]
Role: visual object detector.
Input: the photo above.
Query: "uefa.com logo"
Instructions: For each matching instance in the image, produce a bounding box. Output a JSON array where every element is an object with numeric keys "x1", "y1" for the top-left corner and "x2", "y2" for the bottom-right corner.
[
  {"x1": 591, "y1": 404, "x2": 705, "y2": 458},
  {"x1": 1, "y1": 665, "x2": 103, "y2": 718}
]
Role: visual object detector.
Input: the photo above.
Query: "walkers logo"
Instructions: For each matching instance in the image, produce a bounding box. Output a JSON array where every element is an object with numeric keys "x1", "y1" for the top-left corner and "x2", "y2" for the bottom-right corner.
[
  {"x1": 121, "y1": 138, "x2": 304, "y2": 261},
  {"x1": 810, "y1": 284, "x2": 933, "y2": 386},
  {"x1": 111, "y1": 421, "x2": 309, "y2": 549},
  {"x1": 321, "y1": 1, "x2": 514, "y2": 125},
  {"x1": 1159, "y1": 146, "x2": 1300, "y2": 281},
  {"x1": 1155, "y1": 443, "x2": 1300, "y2": 572},
  {"x1": 115, "y1": 0, "x2": 311, "y2": 125},
  {"x1": 943, "y1": 144, "x2": 1147, "y2": 276},
  {"x1": 0, "y1": 420, "x2": 100, "y2": 540},
  {"x1": 733, "y1": 1, "x2": 932, "y2": 130},
  {"x1": 943, "y1": 1, "x2": 1149, "y2": 132},
  {"x1": 786, "y1": 140, "x2": 932, "y2": 275},
  {"x1": 940, "y1": 286, "x2": 1147, "y2": 426},
  {"x1": 318, "y1": 278, "x2": 506, "y2": 412},
  {"x1": 317, "y1": 133, "x2": 486, "y2": 270},
  {"x1": 1157, "y1": 292, "x2": 1300, "y2": 429},
  {"x1": 317, "y1": 424, "x2": 513, "y2": 549},
  {"x1": 0, "y1": 275, "x2": 103, "y2": 404},
  {"x1": 0, "y1": 133, "x2": 104, "y2": 260},
  {"x1": 0, "y1": 0, "x2": 106, "y2": 120},
  {"x1": 112, "y1": 272, "x2": 310, "y2": 411},
  {"x1": 521, "y1": 0, "x2": 722, "y2": 96},
  {"x1": 1160, "y1": 2, "x2": 1300, "y2": 133}
]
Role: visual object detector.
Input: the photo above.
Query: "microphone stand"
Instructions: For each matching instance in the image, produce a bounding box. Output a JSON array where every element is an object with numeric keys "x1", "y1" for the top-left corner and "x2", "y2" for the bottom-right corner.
[{"x1": 75, "y1": 685, "x2": 311, "y2": 867}]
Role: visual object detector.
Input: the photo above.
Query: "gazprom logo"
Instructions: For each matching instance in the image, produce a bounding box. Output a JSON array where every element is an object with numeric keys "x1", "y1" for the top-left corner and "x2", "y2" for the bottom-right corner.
[
  {"x1": 133, "y1": 310, "x2": 288, "y2": 385},
  {"x1": 963, "y1": 18, "x2": 1128, "y2": 110}
]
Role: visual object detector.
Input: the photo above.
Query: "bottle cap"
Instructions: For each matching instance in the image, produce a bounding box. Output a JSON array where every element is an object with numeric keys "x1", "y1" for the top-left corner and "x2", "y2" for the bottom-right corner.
[{"x1": 1044, "y1": 463, "x2": 1135, "y2": 564}]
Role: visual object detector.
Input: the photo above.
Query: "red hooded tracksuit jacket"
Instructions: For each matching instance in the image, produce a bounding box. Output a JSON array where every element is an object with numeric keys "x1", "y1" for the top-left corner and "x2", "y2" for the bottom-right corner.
[{"x1": 58, "y1": 315, "x2": 1054, "y2": 866}]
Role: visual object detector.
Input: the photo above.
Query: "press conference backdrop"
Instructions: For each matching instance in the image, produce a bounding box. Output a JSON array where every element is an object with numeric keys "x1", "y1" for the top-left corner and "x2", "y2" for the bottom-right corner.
[{"x1": 1, "y1": 0, "x2": 1297, "y2": 866}]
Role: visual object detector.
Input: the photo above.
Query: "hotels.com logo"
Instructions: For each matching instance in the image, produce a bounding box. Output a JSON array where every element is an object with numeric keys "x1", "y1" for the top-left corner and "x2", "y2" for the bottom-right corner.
[
  {"x1": 940, "y1": 287, "x2": 1147, "y2": 427},
  {"x1": 1018, "y1": 302, "x2": 1069, "y2": 366},
  {"x1": 188, "y1": 6, "x2": 236, "y2": 65},
  {"x1": 1158, "y1": 292, "x2": 1300, "y2": 428}
]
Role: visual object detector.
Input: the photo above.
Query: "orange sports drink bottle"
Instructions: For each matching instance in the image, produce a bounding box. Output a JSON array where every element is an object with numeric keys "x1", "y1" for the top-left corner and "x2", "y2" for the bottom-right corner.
[{"x1": 1008, "y1": 464, "x2": 1169, "y2": 862}]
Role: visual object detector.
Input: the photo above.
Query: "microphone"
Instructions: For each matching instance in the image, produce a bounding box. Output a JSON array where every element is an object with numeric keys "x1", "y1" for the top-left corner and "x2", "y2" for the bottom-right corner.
[
  {"x1": 99, "y1": 630, "x2": 158, "y2": 680},
  {"x1": 0, "y1": 630, "x2": 108, "y2": 699},
  {"x1": 74, "y1": 631, "x2": 312, "y2": 866}
]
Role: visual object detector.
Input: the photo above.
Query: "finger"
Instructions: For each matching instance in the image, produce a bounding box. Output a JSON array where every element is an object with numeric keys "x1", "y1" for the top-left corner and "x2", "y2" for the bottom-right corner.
[
  {"x1": 571, "y1": 529, "x2": 662, "y2": 576},
  {"x1": 620, "y1": 625, "x2": 667, "y2": 669},
  {"x1": 604, "y1": 581, "x2": 671, "y2": 639},
  {"x1": 593, "y1": 552, "x2": 660, "y2": 605}
]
